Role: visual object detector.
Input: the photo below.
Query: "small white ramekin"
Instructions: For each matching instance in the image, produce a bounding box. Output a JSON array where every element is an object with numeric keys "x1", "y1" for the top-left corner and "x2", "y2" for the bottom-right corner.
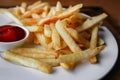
[{"x1": 0, "y1": 24, "x2": 29, "y2": 51}]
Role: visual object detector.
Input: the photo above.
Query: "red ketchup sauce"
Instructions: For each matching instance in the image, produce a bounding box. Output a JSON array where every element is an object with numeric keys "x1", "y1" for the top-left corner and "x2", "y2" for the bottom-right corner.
[{"x1": 0, "y1": 25, "x2": 26, "y2": 42}]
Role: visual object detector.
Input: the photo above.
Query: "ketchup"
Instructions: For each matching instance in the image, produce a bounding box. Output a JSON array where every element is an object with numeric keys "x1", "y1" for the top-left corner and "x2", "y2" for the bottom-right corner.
[{"x1": 0, "y1": 25, "x2": 26, "y2": 42}]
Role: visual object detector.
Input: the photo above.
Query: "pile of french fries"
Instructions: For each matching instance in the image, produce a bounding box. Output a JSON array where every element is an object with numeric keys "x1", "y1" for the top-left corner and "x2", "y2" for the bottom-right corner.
[{"x1": 0, "y1": 1, "x2": 108, "y2": 73}]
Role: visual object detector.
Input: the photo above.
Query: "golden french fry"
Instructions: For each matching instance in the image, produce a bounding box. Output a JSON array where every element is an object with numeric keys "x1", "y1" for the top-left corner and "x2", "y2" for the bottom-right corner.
[
  {"x1": 55, "y1": 1, "x2": 63, "y2": 15},
  {"x1": 21, "y1": 2, "x2": 27, "y2": 9},
  {"x1": 77, "y1": 13, "x2": 108, "y2": 32},
  {"x1": 10, "y1": 48, "x2": 57, "y2": 55},
  {"x1": 52, "y1": 27, "x2": 61, "y2": 50},
  {"x1": 9, "y1": 49, "x2": 57, "y2": 59},
  {"x1": 3, "y1": 51, "x2": 53, "y2": 73},
  {"x1": 58, "y1": 4, "x2": 83, "y2": 19},
  {"x1": 58, "y1": 45, "x2": 105, "y2": 63},
  {"x1": 55, "y1": 20, "x2": 81, "y2": 53},
  {"x1": 89, "y1": 24, "x2": 99, "y2": 64},
  {"x1": 90, "y1": 25, "x2": 99, "y2": 49}
]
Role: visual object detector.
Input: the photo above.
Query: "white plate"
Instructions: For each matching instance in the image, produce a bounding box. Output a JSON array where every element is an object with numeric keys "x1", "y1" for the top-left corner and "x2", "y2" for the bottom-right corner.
[{"x1": 0, "y1": 14, "x2": 118, "y2": 80}]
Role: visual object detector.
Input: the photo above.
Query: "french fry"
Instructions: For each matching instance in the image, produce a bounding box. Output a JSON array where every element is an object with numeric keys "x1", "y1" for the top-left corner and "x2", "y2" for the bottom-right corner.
[
  {"x1": 55, "y1": 22, "x2": 78, "y2": 69},
  {"x1": 21, "y1": 2, "x2": 27, "y2": 9},
  {"x1": 3, "y1": 51, "x2": 53, "y2": 73},
  {"x1": 52, "y1": 27, "x2": 61, "y2": 50},
  {"x1": 58, "y1": 29, "x2": 79, "y2": 69},
  {"x1": 55, "y1": 1, "x2": 63, "y2": 15},
  {"x1": 90, "y1": 25, "x2": 99, "y2": 49},
  {"x1": 57, "y1": 4, "x2": 83, "y2": 19},
  {"x1": 77, "y1": 13, "x2": 108, "y2": 32},
  {"x1": 20, "y1": 2, "x2": 27, "y2": 14},
  {"x1": 9, "y1": 48, "x2": 57, "y2": 59},
  {"x1": 89, "y1": 24, "x2": 99, "y2": 64},
  {"x1": 55, "y1": 20, "x2": 81, "y2": 53},
  {"x1": 9, "y1": 48, "x2": 57, "y2": 55},
  {"x1": 58, "y1": 45, "x2": 105, "y2": 63}
]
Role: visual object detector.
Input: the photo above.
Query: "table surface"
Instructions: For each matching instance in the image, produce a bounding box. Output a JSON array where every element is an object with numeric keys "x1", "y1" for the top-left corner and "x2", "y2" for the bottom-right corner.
[{"x1": 0, "y1": 0, "x2": 120, "y2": 80}]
